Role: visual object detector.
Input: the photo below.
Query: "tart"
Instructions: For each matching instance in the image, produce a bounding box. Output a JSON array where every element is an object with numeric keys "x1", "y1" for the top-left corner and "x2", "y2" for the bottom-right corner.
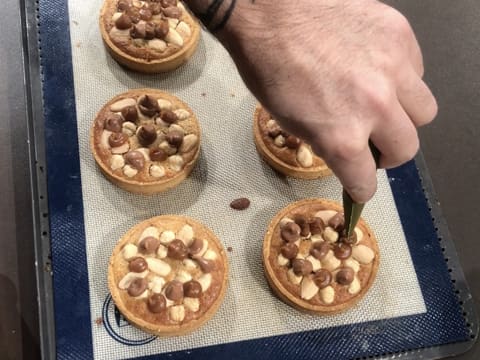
[
  {"x1": 263, "y1": 199, "x2": 379, "y2": 314},
  {"x1": 108, "y1": 215, "x2": 229, "y2": 336},
  {"x1": 253, "y1": 105, "x2": 332, "y2": 179},
  {"x1": 90, "y1": 89, "x2": 200, "y2": 194},
  {"x1": 100, "y1": 0, "x2": 200, "y2": 73}
]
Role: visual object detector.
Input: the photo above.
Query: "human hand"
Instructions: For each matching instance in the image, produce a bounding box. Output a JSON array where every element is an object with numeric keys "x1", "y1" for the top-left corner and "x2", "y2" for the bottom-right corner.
[{"x1": 190, "y1": 0, "x2": 438, "y2": 202}]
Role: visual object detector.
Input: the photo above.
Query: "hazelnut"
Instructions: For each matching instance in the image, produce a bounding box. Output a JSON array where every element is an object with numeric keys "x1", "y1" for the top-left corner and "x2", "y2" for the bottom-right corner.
[
  {"x1": 137, "y1": 124, "x2": 157, "y2": 146},
  {"x1": 165, "y1": 280, "x2": 184, "y2": 301},
  {"x1": 127, "y1": 278, "x2": 147, "y2": 297},
  {"x1": 168, "y1": 239, "x2": 188, "y2": 260},
  {"x1": 166, "y1": 130, "x2": 184, "y2": 147},
  {"x1": 280, "y1": 243, "x2": 298, "y2": 260},
  {"x1": 188, "y1": 238, "x2": 203, "y2": 256},
  {"x1": 115, "y1": 13, "x2": 132, "y2": 30},
  {"x1": 309, "y1": 217, "x2": 325, "y2": 235},
  {"x1": 139, "y1": 236, "x2": 160, "y2": 254},
  {"x1": 183, "y1": 280, "x2": 202, "y2": 298},
  {"x1": 196, "y1": 257, "x2": 215, "y2": 273},
  {"x1": 128, "y1": 257, "x2": 148, "y2": 272},
  {"x1": 285, "y1": 135, "x2": 301, "y2": 149},
  {"x1": 147, "y1": 294, "x2": 166, "y2": 313},
  {"x1": 108, "y1": 132, "x2": 129, "y2": 148},
  {"x1": 163, "y1": 6, "x2": 182, "y2": 19},
  {"x1": 312, "y1": 269, "x2": 332, "y2": 289},
  {"x1": 125, "y1": 151, "x2": 145, "y2": 170},
  {"x1": 328, "y1": 212, "x2": 344, "y2": 232},
  {"x1": 281, "y1": 222, "x2": 301, "y2": 243},
  {"x1": 292, "y1": 259, "x2": 313, "y2": 276},
  {"x1": 161, "y1": 0, "x2": 177, "y2": 7},
  {"x1": 310, "y1": 241, "x2": 330, "y2": 260},
  {"x1": 333, "y1": 242, "x2": 352, "y2": 260},
  {"x1": 130, "y1": 22, "x2": 146, "y2": 38},
  {"x1": 117, "y1": 0, "x2": 131, "y2": 11},
  {"x1": 294, "y1": 214, "x2": 310, "y2": 236},
  {"x1": 150, "y1": 148, "x2": 168, "y2": 162},
  {"x1": 104, "y1": 113, "x2": 123, "y2": 132},
  {"x1": 139, "y1": 8, "x2": 152, "y2": 21},
  {"x1": 127, "y1": 7, "x2": 140, "y2": 23},
  {"x1": 138, "y1": 95, "x2": 160, "y2": 117},
  {"x1": 336, "y1": 267, "x2": 355, "y2": 285},
  {"x1": 145, "y1": 21, "x2": 156, "y2": 40},
  {"x1": 121, "y1": 105, "x2": 138, "y2": 122},
  {"x1": 160, "y1": 110, "x2": 178, "y2": 124},
  {"x1": 155, "y1": 20, "x2": 169, "y2": 39}
]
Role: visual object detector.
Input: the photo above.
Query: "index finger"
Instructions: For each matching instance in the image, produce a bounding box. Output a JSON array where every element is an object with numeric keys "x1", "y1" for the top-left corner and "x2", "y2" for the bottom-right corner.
[{"x1": 314, "y1": 139, "x2": 378, "y2": 203}]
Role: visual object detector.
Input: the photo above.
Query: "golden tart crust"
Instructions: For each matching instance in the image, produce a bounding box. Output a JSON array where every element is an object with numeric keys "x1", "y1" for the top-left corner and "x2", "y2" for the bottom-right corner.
[
  {"x1": 253, "y1": 105, "x2": 331, "y2": 179},
  {"x1": 90, "y1": 89, "x2": 200, "y2": 194},
  {"x1": 100, "y1": 0, "x2": 200, "y2": 73},
  {"x1": 108, "y1": 215, "x2": 229, "y2": 336},
  {"x1": 263, "y1": 199, "x2": 379, "y2": 314}
]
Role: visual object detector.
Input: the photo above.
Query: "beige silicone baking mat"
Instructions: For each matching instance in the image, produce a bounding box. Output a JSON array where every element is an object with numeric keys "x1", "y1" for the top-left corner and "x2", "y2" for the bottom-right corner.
[{"x1": 68, "y1": 1, "x2": 426, "y2": 359}]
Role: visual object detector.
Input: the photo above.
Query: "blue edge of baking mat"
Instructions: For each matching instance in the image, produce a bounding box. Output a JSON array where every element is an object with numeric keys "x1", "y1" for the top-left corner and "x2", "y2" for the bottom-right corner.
[{"x1": 38, "y1": 1, "x2": 470, "y2": 359}]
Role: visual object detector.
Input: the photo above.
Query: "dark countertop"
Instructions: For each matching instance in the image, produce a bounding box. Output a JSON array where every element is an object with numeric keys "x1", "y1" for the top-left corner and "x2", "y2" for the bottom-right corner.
[{"x1": 1, "y1": 0, "x2": 478, "y2": 358}]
